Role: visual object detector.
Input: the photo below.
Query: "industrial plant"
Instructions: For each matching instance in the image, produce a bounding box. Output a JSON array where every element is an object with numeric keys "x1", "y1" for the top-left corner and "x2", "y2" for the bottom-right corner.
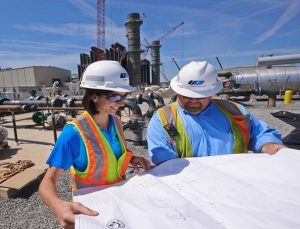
[{"x1": 0, "y1": 1, "x2": 300, "y2": 228}]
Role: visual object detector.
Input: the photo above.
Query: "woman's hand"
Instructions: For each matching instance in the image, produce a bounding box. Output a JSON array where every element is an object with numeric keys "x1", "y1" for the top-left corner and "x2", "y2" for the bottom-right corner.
[
  {"x1": 53, "y1": 200, "x2": 99, "y2": 229},
  {"x1": 130, "y1": 156, "x2": 151, "y2": 172},
  {"x1": 261, "y1": 142, "x2": 287, "y2": 155},
  {"x1": 39, "y1": 167, "x2": 98, "y2": 229}
]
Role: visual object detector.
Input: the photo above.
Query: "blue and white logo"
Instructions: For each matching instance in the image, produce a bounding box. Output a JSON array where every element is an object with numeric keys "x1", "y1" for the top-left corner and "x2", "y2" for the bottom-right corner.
[
  {"x1": 120, "y1": 73, "x2": 128, "y2": 79},
  {"x1": 106, "y1": 219, "x2": 126, "y2": 229},
  {"x1": 188, "y1": 80, "x2": 205, "y2": 86}
]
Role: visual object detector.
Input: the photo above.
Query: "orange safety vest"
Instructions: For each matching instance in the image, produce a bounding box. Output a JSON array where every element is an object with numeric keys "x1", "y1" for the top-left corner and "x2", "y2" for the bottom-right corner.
[
  {"x1": 157, "y1": 99, "x2": 251, "y2": 157},
  {"x1": 68, "y1": 111, "x2": 132, "y2": 190},
  {"x1": 213, "y1": 99, "x2": 251, "y2": 153}
]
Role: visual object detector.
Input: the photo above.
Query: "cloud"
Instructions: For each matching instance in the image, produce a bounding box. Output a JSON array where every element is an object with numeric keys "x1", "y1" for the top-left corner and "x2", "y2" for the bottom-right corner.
[
  {"x1": 253, "y1": 1, "x2": 300, "y2": 44},
  {"x1": 0, "y1": 50, "x2": 79, "y2": 72},
  {"x1": 67, "y1": 0, "x2": 96, "y2": 18},
  {"x1": 0, "y1": 39, "x2": 84, "y2": 52},
  {"x1": 14, "y1": 23, "x2": 96, "y2": 38},
  {"x1": 13, "y1": 20, "x2": 127, "y2": 47}
]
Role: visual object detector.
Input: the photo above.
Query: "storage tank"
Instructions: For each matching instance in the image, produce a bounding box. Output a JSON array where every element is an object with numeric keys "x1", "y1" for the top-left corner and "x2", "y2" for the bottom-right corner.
[
  {"x1": 256, "y1": 54, "x2": 300, "y2": 66},
  {"x1": 225, "y1": 66, "x2": 300, "y2": 95}
]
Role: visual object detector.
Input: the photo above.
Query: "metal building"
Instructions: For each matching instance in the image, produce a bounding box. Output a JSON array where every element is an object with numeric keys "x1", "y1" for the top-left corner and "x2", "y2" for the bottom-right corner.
[{"x1": 0, "y1": 66, "x2": 71, "y2": 99}]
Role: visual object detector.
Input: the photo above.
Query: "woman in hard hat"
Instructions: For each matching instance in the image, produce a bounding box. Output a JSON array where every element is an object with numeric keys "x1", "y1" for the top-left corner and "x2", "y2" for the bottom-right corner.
[
  {"x1": 39, "y1": 60, "x2": 150, "y2": 229},
  {"x1": 147, "y1": 61, "x2": 286, "y2": 165}
]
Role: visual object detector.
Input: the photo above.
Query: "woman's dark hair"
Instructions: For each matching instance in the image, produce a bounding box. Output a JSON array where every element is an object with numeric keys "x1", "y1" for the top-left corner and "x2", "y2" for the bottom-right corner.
[{"x1": 82, "y1": 89, "x2": 113, "y2": 115}]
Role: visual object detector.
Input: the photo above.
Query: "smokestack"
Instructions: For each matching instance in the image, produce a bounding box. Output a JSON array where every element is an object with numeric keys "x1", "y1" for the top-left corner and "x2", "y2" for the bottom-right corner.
[
  {"x1": 150, "y1": 40, "x2": 161, "y2": 85},
  {"x1": 124, "y1": 13, "x2": 143, "y2": 87}
]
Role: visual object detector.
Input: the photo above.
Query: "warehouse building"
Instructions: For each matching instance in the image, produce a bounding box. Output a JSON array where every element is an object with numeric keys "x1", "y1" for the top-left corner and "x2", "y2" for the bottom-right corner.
[{"x1": 0, "y1": 66, "x2": 71, "y2": 100}]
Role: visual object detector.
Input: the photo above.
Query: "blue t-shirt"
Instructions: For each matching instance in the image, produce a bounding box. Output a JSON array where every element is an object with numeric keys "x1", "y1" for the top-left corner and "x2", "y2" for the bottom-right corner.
[
  {"x1": 46, "y1": 115, "x2": 122, "y2": 171},
  {"x1": 147, "y1": 101, "x2": 283, "y2": 165}
]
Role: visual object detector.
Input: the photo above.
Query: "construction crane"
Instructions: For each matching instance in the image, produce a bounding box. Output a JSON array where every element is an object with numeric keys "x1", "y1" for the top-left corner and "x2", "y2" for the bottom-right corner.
[
  {"x1": 143, "y1": 21, "x2": 184, "y2": 58},
  {"x1": 157, "y1": 21, "x2": 184, "y2": 42},
  {"x1": 97, "y1": 0, "x2": 105, "y2": 50}
]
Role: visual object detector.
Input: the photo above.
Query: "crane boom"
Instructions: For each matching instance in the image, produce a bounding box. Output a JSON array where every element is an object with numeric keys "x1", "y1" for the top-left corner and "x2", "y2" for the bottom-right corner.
[
  {"x1": 157, "y1": 21, "x2": 184, "y2": 41},
  {"x1": 143, "y1": 21, "x2": 184, "y2": 57}
]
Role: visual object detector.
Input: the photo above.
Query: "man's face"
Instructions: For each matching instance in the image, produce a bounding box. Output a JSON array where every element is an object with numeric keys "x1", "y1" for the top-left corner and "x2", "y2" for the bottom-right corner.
[{"x1": 177, "y1": 95, "x2": 212, "y2": 114}]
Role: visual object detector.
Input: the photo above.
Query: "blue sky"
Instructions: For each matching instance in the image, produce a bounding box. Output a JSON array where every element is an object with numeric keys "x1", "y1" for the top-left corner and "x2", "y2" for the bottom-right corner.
[{"x1": 1, "y1": 0, "x2": 300, "y2": 81}]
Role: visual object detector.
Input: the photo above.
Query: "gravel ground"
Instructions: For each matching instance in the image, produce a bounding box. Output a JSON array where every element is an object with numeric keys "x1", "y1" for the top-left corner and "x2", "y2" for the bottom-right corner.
[{"x1": 0, "y1": 98, "x2": 299, "y2": 229}]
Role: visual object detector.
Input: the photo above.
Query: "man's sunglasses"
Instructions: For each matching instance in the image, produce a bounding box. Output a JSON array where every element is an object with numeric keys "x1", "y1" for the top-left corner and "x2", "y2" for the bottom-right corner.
[{"x1": 105, "y1": 93, "x2": 128, "y2": 102}]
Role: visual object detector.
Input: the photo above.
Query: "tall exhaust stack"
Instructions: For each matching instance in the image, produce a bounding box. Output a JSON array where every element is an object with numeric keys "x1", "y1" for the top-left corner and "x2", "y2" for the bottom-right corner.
[
  {"x1": 125, "y1": 13, "x2": 143, "y2": 87},
  {"x1": 150, "y1": 40, "x2": 161, "y2": 85}
]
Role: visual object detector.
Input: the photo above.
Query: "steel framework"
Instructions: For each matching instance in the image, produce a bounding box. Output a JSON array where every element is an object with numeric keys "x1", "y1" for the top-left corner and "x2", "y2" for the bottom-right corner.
[{"x1": 97, "y1": 0, "x2": 105, "y2": 50}]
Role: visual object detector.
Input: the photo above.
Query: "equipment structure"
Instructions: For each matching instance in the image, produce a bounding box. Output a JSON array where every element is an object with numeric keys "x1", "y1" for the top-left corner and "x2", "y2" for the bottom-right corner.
[
  {"x1": 144, "y1": 21, "x2": 184, "y2": 85},
  {"x1": 218, "y1": 54, "x2": 300, "y2": 99}
]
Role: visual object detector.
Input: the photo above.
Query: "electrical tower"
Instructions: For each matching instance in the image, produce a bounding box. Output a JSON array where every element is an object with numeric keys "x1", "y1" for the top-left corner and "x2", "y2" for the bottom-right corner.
[{"x1": 97, "y1": 0, "x2": 105, "y2": 50}]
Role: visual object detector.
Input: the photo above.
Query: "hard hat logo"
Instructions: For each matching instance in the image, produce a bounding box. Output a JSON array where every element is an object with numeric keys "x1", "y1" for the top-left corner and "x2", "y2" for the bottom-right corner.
[
  {"x1": 120, "y1": 73, "x2": 128, "y2": 79},
  {"x1": 170, "y1": 61, "x2": 223, "y2": 98},
  {"x1": 188, "y1": 80, "x2": 205, "y2": 86},
  {"x1": 80, "y1": 60, "x2": 136, "y2": 93}
]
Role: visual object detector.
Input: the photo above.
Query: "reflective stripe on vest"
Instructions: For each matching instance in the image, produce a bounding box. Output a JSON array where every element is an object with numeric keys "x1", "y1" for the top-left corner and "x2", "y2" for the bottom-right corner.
[
  {"x1": 213, "y1": 99, "x2": 251, "y2": 153},
  {"x1": 157, "y1": 100, "x2": 251, "y2": 156},
  {"x1": 157, "y1": 103, "x2": 193, "y2": 158},
  {"x1": 69, "y1": 111, "x2": 132, "y2": 190}
]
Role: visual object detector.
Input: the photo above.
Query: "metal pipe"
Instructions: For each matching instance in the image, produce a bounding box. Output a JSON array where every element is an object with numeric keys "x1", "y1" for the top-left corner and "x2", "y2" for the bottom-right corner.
[
  {"x1": 36, "y1": 107, "x2": 84, "y2": 111},
  {"x1": 0, "y1": 105, "x2": 23, "y2": 111},
  {"x1": 257, "y1": 54, "x2": 300, "y2": 66},
  {"x1": 122, "y1": 99, "x2": 145, "y2": 146},
  {"x1": 1, "y1": 100, "x2": 48, "y2": 106},
  {"x1": 11, "y1": 112, "x2": 19, "y2": 145},
  {"x1": 51, "y1": 110, "x2": 57, "y2": 143},
  {"x1": 0, "y1": 105, "x2": 85, "y2": 112},
  {"x1": 0, "y1": 97, "x2": 76, "y2": 107},
  {"x1": 148, "y1": 92, "x2": 165, "y2": 108},
  {"x1": 136, "y1": 94, "x2": 157, "y2": 118},
  {"x1": 123, "y1": 99, "x2": 142, "y2": 116},
  {"x1": 223, "y1": 66, "x2": 300, "y2": 96},
  {"x1": 136, "y1": 94, "x2": 156, "y2": 108}
]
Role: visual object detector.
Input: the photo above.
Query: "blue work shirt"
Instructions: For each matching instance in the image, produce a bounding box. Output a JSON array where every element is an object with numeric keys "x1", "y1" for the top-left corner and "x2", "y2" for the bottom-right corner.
[
  {"x1": 47, "y1": 115, "x2": 122, "y2": 172},
  {"x1": 147, "y1": 101, "x2": 283, "y2": 165}
]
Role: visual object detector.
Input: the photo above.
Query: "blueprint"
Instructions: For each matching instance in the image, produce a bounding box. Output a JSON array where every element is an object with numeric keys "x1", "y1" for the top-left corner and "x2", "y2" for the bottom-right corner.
[{"x1": 75, "y1": 148, "x2": 300, "y2": 229}]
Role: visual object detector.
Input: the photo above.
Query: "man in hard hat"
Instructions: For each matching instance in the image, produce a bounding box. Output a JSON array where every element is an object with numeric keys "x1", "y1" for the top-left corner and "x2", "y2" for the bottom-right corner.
[{"x1": 147, "y1": 61, "x2": 286, "y2": 165}]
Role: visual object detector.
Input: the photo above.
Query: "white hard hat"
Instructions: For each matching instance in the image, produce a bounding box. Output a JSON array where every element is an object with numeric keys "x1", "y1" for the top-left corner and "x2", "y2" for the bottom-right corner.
[
  {"x1": 80, "y1": 60, "x2": 136, "y2": 92},
  {"x1": 170, "y1": 61, "x2": 223, "y2": 98}
]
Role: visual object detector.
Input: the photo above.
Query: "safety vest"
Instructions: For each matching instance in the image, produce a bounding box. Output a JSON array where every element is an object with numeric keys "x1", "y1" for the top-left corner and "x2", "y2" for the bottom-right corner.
[
  {"x1": 156, "y1": 99, "x2": 251, "y2": 157},
  {"x1": 68, "y1": 111, "x2": 132, "y2": 190}
]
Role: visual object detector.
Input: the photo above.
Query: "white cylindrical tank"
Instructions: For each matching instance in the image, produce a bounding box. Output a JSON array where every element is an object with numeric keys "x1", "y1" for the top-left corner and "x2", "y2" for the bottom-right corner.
[
  {"x1": 230, "y1": 66, "x2": 300, "y2": 94},
  {"x1": 257, "y1": 54, "x2": 300, "y2": 66}
]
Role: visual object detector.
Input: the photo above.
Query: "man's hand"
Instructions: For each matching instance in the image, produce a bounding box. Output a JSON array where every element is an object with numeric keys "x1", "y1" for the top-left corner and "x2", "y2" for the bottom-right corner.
[
  {"x1": 261, "y1": 142, "x2": 287, "y2": 155},
  {"x1": 54, "y1": 200, "x2": 98, "y2": 229},
  {"x1": 130, "y1": 156, "x2": 151, "y2": 172}
]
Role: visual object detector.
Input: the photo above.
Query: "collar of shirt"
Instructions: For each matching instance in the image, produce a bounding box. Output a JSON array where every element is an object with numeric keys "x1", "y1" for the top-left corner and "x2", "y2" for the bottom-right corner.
[{"x1": 178, "y1": 101, "x2": 214, "y2": 117}]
